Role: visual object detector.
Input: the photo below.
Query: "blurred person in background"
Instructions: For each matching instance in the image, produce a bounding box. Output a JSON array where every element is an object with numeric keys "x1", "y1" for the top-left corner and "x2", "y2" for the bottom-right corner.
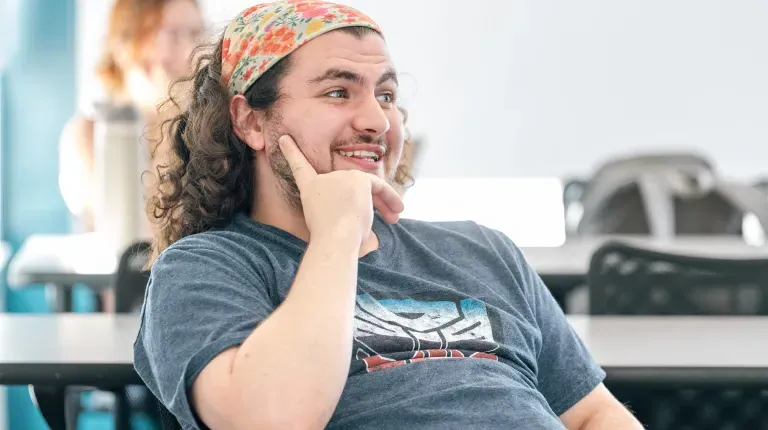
[
  {"x1": 58, "y1": 0, "x2": 205, "y2": 227},
  {"x1": 57, "y1": 0, "x2": 204, "y2": 311}
]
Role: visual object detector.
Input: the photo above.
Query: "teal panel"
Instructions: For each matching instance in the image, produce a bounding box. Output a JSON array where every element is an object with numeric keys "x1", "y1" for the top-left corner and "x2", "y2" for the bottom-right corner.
[{"x1": 1, "y1": 0, "x2": 77, "y2": 428}]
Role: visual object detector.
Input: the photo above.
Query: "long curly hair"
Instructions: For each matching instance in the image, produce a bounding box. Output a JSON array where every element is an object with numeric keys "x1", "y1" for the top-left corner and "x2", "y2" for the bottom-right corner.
[{"x1": 146, "y1": 27, "x2": 414, "y2": 266}]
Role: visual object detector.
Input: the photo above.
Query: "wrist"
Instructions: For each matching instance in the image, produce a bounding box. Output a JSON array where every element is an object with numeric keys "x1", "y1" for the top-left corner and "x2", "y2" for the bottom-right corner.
[{"x1": 310, "y1": 227, "x2": 363, "y2": 251}]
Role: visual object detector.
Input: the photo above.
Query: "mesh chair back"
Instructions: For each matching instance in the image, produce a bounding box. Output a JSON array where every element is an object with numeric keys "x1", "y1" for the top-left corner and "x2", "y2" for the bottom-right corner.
[
  {"x1": 588, "y1": 241, "x2": 768, "y2": 315},
  {"x1": 610, "y1": 383, "x2": 768, "y2": 430},
  {"x1": 114, "y1": 241, "x2": 151, "y2": 313}
]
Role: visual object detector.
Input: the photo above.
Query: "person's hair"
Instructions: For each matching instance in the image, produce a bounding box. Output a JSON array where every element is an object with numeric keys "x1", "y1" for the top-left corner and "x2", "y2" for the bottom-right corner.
[
  {"x1": 146, "y1": 26, "x2": 414, "y2": 265},
  {"x1": 97, "y1": 0, "x2": 198, "y2": 98}
]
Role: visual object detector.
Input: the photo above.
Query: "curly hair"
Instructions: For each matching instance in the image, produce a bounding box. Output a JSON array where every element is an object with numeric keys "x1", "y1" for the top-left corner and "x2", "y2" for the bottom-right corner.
[{"x1": 146, "y1": 27, "x2": 414, "y2": 265}]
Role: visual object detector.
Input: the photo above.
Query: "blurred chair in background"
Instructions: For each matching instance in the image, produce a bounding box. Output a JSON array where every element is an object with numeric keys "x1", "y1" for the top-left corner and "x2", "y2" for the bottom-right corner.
[
  {"x1": 564, "y1": 152, "x2": 768, "y2": 241},
  {"x1": 564, "y1": 153, "x2": 713, "y2": 235},
  {"x1": 586, "y1": 240, "x2": 768, "y2": 429},
  {"x1": 587, "y1": 240, "x2": 768, "y2": 316}
]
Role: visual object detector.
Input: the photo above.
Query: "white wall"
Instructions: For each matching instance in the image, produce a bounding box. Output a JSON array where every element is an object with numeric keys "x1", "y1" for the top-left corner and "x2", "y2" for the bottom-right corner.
[{"x1": 77, "y1": 0, "x2": 768, "y2": 180}]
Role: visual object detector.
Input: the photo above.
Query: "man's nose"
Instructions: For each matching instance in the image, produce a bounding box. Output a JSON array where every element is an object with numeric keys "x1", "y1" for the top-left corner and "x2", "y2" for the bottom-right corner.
[{"x1": 352, "y1": 94, "x2": 390, "y2": 137}]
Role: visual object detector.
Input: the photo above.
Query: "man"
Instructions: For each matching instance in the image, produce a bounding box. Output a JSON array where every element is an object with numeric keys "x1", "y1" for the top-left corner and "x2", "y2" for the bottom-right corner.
[{"x1": 135, "y1": 1, "x2": 644, "y2": 429}]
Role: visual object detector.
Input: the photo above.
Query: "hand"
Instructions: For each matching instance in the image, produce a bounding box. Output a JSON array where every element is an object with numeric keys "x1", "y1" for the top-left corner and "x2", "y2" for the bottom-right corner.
[{"x1": 279, "y1": 135, "x2": 404, "y2": 244}]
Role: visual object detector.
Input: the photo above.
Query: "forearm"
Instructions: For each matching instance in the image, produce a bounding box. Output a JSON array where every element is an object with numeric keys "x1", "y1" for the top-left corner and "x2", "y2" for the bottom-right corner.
[
  {"x1": 579, "y1": 406, "x2": 644, "y2": 430},
  {"x1": 229, "y1": 232, "x2": 361, "y2": 428}
]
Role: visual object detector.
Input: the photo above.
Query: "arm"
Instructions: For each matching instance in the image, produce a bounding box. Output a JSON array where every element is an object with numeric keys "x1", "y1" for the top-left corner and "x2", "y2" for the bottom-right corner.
[
  {"x1": 560, "y1": 384, "x2": 644, "y2": 429},
  {"x1": 135, "y1": 135, "x2": 403, "y2": 429},
  {"x1": 192, "y1": 230, "x2": 361, "y2": 430},
  {"x1": 190, "y1": 135, "x2": 403, "y2": 429}
]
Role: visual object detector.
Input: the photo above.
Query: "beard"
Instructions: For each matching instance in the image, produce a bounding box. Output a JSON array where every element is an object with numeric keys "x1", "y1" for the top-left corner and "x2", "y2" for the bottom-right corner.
[{"x1": 265, "y1": 115, "x2": 394, "y2": 214}]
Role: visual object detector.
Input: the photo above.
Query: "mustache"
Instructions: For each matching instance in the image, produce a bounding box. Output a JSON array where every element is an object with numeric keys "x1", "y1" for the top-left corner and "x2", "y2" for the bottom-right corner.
[{"x1": 331, "y1": 134, "x2": 387, "y2": 155}]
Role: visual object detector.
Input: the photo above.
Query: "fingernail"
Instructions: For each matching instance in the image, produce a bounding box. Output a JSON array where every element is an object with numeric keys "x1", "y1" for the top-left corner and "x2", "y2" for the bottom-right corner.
[{"x1": 278, "y1": 136, "x2": 286, "y2": 146}]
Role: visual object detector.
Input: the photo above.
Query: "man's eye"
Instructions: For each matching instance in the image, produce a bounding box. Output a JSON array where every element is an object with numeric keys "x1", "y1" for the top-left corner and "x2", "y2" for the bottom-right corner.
[
  {"x1": 326, "y1": 89, "x2": 348, "y2": 98},
  {"x1": 377, "y1": 93, "x2": 394, "y2": 103}
]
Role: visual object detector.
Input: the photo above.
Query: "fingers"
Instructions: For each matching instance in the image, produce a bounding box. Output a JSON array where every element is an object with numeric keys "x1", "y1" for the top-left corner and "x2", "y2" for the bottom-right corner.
[
  {"x1": 278, "y1": 135, "x2": 317, "y2": 188},
  {"x1": 373, "y1": 194, "x2": 400, "y2": 224},
  {"x1": 367, "y1": 174, "x2": 404, "y2": 224}
]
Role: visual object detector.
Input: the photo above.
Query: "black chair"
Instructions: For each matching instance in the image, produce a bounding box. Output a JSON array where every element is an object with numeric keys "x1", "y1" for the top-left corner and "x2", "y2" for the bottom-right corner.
[
  {"x1": 588, "y1": 241, "x2": 768, "y2": 428},
  {"x1": 110, "y1": 241, "x2": 154, "y2": 429},
  {"x1": 587, "y1": 241, "x2": 768, "y2": 316},
  {"x1": 114, "y1": 241, "x2": 152, "y2": 313},
  {"x1": 606, "y1": 383, "x2": 768, "y2": 430},
  {"x1": 115, "y1": 242, "x2": 184, "y2": 429}
]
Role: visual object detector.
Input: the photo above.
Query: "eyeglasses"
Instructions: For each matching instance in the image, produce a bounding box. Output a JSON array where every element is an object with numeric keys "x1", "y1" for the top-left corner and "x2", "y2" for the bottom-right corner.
[{"x1": 157, "y1": 26, "x2": 207, "y2": 47}]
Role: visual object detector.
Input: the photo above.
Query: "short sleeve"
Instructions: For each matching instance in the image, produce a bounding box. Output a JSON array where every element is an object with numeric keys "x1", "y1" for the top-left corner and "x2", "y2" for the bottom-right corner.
[
  {"x1": 485, "y1": 228, "x2": 606, "y2": 416},
  {"x1": 133, "y1": 235, "x2": 277, "y2": 428}
]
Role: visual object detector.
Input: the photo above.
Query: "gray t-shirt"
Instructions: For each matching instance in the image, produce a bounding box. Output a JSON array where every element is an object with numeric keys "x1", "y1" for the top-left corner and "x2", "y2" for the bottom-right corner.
[{"x1": 134, "y1": 213, "x2": 605, "y2": 429}]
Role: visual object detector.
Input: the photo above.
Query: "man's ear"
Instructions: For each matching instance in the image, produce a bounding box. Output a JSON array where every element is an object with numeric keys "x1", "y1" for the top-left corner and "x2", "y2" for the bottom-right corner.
[{"x1": 229, "y1": 95, "x2": 266, "y2": 151}]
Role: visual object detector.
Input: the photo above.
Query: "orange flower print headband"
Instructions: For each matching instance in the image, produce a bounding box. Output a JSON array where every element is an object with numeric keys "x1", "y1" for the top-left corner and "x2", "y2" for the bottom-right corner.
[{"x1": 221, "y1": 0, "x2": 382, "y2": 97}]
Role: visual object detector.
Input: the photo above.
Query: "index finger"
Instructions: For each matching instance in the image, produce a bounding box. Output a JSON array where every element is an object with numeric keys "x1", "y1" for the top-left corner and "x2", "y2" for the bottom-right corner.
[
  {"x1": 367, "y1": 174, "x2": 405, "y2": 224},
  {"x1": 278, "y1": 135, "x2": 317, "y2": 188}
]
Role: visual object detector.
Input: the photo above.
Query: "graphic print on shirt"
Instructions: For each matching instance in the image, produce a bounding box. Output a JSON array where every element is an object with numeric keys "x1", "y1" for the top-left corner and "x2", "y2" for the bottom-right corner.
[{"x1": 351, "y1": 293, "x2": 500, "y2": 373}]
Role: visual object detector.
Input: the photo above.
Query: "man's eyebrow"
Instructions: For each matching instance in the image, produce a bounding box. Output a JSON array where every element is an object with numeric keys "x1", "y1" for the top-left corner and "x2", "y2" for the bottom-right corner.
[
  {"x1": 309, "y1": 68, "x2": 364, "y2": 85},
  {"x1": 377, "y1": 68, "x2": 398, "y2": 86},
  {"x1": 308, "y1": 67, "x2": 399, "y2": 87}
]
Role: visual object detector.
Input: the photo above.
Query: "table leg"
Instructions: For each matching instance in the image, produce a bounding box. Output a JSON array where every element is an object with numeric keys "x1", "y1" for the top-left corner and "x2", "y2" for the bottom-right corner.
[
  {"x1": 29, "y1": 385, "x2": 68, "y2": 430},
  {"x1": 114, "y1": 390, "x2": 131, "y2": 430},
  {"x1": 46, "y1": 284, "x2": 74, "y2": 312}
]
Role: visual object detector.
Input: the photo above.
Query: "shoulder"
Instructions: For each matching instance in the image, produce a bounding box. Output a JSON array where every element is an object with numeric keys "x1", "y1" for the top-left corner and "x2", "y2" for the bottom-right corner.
[
  {"x1": 149, "y1": 214, "x2": 304, "y2": 287},
  {"x1": 396, "y1": 217, "x2": 518, "y2": 253},
  {"x1": 155, "y1": 215, "x2": 280, "y2": 265},
  {"x1": 143, "y1": 216, "x2": 287, "y2": 322},
  {"x1": 394, "y1": 217, "x2": 534, "y2": 281},
  {"x1": 60, "y1": 113, "x2": 95, "y2": 148}
]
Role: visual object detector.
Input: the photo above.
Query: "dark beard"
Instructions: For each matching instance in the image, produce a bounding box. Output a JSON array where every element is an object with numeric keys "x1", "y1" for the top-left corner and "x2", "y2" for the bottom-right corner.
[
  {"x1": 265, "y1": 119, "x2": 389, "y2": 214},
  {"x1": 267, "y1": 131, "x2": 304, "y2": 213}
]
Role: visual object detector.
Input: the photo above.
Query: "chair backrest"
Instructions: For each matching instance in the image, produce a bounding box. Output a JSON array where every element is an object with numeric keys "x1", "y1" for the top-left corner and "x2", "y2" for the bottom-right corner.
[
  {"x1": 572, "y1": 153, "x2": 717, "y2": 237},
  {"x1": 587, "y1": 241, "x2": 768, "y2": 315},
  {"x1": 576, "y1": 172, "x2": 768, "y2": 239},
  {"x1": 114, "y1": 241, "x2": 151, "y2": 313},
  {"x1": 589, "y1": 152, "x2": 714, "y2": 186}
]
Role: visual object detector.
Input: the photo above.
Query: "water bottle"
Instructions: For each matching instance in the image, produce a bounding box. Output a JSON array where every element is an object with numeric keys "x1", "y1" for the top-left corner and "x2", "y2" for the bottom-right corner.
[{"x1": 92, "y1": 103, "x2": 143, "y2": 255}]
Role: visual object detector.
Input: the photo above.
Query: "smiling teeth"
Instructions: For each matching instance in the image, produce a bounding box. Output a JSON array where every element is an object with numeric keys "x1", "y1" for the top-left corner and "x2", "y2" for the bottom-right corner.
[{"x1": 336, "y1": 150, "x2": 379, "y2": 161}]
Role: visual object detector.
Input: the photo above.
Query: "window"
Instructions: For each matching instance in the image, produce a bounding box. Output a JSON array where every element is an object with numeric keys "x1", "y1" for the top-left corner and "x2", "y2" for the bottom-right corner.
[{"x1": 402, "y1": 177, "x2": 566, "y2": 247}]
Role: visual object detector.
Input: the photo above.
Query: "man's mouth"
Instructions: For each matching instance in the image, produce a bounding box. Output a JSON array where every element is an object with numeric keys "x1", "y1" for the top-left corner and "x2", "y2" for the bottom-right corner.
[
  {"x1": 333, "y1": 144, "x2": 385, "y2": 163},
  {"x1": 335, "y1": 149, "x2": 381, "y2": 162}
]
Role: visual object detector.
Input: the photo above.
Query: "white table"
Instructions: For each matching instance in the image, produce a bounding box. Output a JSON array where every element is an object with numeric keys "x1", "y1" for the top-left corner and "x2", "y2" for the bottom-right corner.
[
  {"x1": 2, "y1": 314, "x2": 768, "y2": 385},
  {"x1": 0, "y1": 314, "x2": 141, "y2": 430},
  {"x1": 7, "y1": 234, "x2": 119, "y2": 290},
  {"x1": 3, "y1": 314, "x2": 767, "y2": 428},
  {"x1": 6, "y1": 234, "x2": 128, "y2": 312}
]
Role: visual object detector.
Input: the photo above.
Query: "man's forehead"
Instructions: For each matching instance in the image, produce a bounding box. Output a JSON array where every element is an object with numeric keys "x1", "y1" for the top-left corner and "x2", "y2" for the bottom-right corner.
[{"x1": 290, "y1": 31, "x2": 396, "y2": 80}]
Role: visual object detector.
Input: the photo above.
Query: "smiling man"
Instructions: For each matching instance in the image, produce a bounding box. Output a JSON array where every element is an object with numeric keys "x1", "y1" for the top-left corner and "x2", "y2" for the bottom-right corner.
[{"x1": 134, "y1": 1, "x2": 643, "y2": 429}]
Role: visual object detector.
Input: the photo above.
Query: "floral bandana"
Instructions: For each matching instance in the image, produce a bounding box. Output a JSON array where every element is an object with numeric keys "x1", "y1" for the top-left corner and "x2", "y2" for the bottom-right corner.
[{"x1": 221, "y1": 0, "x2": 382, "y2": 96}]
